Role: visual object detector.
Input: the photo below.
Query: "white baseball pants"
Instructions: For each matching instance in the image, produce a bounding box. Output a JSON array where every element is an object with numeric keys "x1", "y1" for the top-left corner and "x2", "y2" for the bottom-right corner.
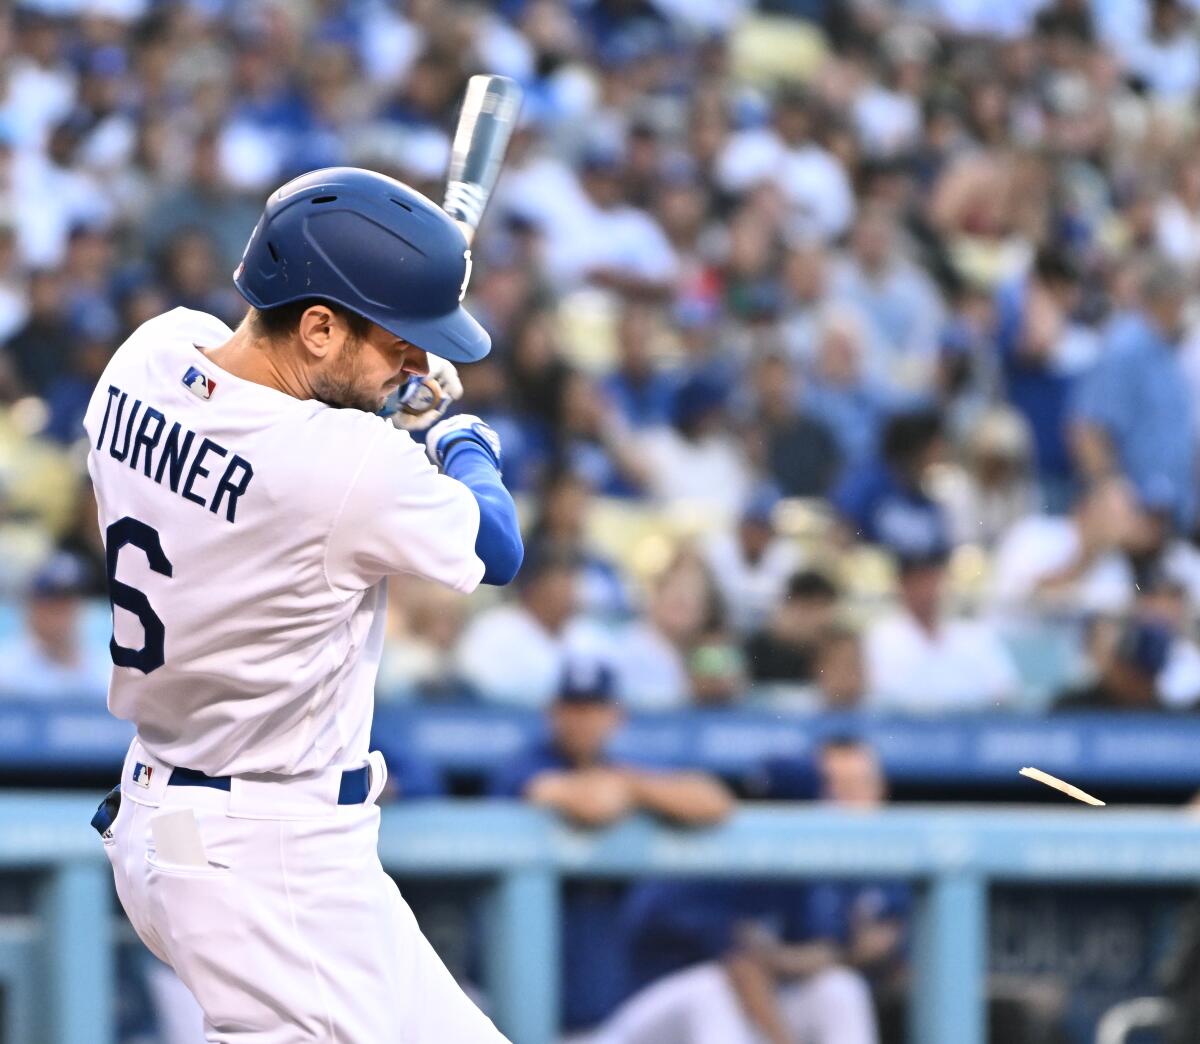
[
  {"x1": 102, "y1": 738, "x2": 510, "y2": 1044},
  {"x1": 590, "y1": 961, "x2": 878, "y2": 1044}
]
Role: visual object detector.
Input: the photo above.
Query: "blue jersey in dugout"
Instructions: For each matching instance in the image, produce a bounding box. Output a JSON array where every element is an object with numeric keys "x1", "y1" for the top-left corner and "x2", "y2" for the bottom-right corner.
[{"x1": 489, "y1": 740, "x2": 655, "y2": 1030}]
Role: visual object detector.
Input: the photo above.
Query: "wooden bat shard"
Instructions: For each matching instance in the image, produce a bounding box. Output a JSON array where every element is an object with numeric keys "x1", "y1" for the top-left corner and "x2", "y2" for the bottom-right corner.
[{"x1": 1019, "y1": 766, "x2": 1106, "y2": 806}]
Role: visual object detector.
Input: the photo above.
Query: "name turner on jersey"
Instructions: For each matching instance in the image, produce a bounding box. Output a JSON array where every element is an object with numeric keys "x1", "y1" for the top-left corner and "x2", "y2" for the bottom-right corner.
[{"x1": 93, "y1": 383, "x2": 255, "y2": 524}]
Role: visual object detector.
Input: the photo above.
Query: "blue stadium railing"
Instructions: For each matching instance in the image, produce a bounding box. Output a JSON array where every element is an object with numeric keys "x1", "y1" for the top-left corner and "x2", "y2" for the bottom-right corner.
[
  {"x1": 5, "y1": 797, "x2": 1200, "y2": 1044},
  {"x1": 5, "y1": 699, "x2": 1200, "y2": 788}
]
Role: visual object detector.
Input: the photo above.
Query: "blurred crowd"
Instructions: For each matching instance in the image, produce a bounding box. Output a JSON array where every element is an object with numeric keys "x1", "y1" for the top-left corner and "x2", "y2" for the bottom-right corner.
[{"x1": 8, "y1": 0, "x2": 1200, "y2": 716}]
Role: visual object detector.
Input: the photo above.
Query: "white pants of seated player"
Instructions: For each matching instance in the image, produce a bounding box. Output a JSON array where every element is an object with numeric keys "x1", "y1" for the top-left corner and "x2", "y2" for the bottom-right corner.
[
  {"x1": 104, "y1": 785, "x2": 509, "y2": 1043},
  {"x1": 145, "y1": 960, "x2": 206, "y2": 1044},
  {"x1": 591, "y1": 961, "x2": 878, "y2": 1044}
]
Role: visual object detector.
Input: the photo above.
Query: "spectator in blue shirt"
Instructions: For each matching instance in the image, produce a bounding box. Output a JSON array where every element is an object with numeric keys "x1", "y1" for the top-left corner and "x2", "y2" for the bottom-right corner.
[
  {"x1": 995, "y1": 247, "x2": 1099, "y2": 508},
  {"x1": 490, "y1": 660, "x2": 732, "y2": 1033},
  {"x1": 834, "y1": 407, "x2": 951, "y2": 555},
  {"x1": 602, "y1": 301, "x2": 678, "y2": 430},
  {"x1": 805, "y1": 306, "x2": 895, "y2": 472},
  {"x1": 1071, "y1": 258, "x2": 1197, "y2": 532}
]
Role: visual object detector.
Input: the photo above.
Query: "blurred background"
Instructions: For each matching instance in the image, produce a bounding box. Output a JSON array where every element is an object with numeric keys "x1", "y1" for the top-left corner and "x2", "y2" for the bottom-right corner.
[{"x1": 9, "y1": 0, "x2": 1200, "y2": 1041}]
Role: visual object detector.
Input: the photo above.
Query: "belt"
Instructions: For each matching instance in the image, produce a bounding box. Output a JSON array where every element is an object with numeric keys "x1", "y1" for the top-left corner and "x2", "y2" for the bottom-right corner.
[{"x1": 168, "y1": 765, "x2": 372, "y2": 805}]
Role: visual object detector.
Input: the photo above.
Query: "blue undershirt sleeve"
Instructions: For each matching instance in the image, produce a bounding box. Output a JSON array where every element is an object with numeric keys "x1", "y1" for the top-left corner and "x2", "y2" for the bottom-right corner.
[{"x1": 442, "y1": 441, "x2": 524, "y2": 586}]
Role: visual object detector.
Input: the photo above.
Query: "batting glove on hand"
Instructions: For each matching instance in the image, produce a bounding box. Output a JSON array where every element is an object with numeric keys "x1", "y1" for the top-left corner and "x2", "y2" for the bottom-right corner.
[
  {"x1": 385, "y1": 356, "x2": 464, "y2": 431},
  {"x1": 425, "y1": 414, "x2": 502, "y2": 472}
]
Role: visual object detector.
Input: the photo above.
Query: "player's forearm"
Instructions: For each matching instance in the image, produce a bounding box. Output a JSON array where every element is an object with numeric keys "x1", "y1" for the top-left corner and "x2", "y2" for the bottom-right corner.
[
  {"x1": 1070, "y1": 422, "x2": 1114, "y2": 480},
  {"x1": 626, "y1": 771, "x2": 735, "y2": 825},
  {"x1": 723, "y1": 954, "x2": 792, "y2": 1044},
  {"x1": 524, "y1": 771, "x2": 632, "y2": 826},
  {"x1": 442, "y1": 442, "x2": 523, "y2": 585}
]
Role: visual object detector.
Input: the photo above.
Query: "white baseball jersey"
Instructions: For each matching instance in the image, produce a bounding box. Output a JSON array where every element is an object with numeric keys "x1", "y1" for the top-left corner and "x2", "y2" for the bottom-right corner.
[{"x1": 84, "y1": 307, "x2": 484, "y2": 777}]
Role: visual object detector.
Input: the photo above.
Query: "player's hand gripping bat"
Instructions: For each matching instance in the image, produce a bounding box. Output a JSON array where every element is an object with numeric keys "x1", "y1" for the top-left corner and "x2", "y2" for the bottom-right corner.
[{"x1": 391, "y1": 74, "x2": 523, "y2": 428}]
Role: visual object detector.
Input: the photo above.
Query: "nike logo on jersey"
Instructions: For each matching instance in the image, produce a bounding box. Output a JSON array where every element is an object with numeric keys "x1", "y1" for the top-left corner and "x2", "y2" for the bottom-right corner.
[
  {"x1": 94, "y1": 384, "x2": 255, "y2": 523},
  {"x1": 183, "y1": 366, "x2": 217, "y2": 400}
]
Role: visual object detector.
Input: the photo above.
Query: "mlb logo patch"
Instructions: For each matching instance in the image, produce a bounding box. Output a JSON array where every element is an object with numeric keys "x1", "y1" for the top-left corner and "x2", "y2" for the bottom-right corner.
[
  {"x1": 183, "y1": 366, "x2": 217, "y2": 400},
  {"x1": 132, "y1": 762, "x2": 154, "y2": 788}
]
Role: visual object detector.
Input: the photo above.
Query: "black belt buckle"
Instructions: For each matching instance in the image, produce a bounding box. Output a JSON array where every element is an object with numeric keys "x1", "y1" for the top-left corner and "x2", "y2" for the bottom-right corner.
[{"x1": 90, "y1": 786, "x2": 121, "y2": 839}]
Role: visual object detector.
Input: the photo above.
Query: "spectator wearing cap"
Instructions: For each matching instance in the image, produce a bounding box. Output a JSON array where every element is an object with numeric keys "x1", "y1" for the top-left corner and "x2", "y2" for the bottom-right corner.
[
  {"x1": 703, "y1": 485, "x2": 801, "y2": 635},
  {"x1": 637, "y1": 373, "x2": 752, "y2": 517},
  {"x1": 1054, "y1": 617, "x2": 1174, "y2": 712},
  {"x1": 455, "y1": 546, "x2": 605, "y2": 708},
  {"x1": 864, "y1": 538, "x2": 1020, "y2": 713},
  {"x1": 0, "y1": 551, "x2": 110, "y2": 700},
  {"x1": 490, "y1": 659, "x2": 733, "y2": 1035},
  {"x1": 833, "y1": 408, "x2": 950, "y2": 555},
  {"x1": 744, "y1": 570, "x2": 840, "y2": 692},
  {"x1": 687, "y1": 627, "x2": 750, "y2": 710},
  {"x1": 1071, "y1": 258, "x2": 1196, "y2": 533}
]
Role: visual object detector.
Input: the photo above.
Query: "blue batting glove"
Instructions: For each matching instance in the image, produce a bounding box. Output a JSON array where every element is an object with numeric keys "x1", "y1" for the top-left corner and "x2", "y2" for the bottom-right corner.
[{"x1": 425, "y1": 414, "x2": 502, "y2": 472}]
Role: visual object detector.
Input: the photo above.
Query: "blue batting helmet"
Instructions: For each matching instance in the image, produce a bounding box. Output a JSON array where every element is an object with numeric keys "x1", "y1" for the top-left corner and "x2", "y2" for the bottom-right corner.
[{"x1": 233, "y1": 167, "x2": 490, "y2": 363}]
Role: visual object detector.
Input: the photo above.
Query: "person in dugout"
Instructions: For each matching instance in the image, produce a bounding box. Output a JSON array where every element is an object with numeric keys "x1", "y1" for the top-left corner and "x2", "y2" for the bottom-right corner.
[{"x1": 489, "y1": 657, "x2": 734, "y2": 1037}]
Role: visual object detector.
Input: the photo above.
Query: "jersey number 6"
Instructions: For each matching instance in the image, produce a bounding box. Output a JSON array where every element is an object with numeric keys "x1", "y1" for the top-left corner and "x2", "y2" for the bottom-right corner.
[{"x1": 105, "y1": 517, "x2": 173, "y2": 674}]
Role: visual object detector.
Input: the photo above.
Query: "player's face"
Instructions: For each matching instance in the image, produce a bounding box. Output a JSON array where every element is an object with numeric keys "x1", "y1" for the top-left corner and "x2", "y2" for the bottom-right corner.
[
  {"x1": 552, "y1": 702, "x2": 621, "y2": 765},
  {"x1": 312, "y1": 320, "x2": 430, "y2": 413},
  {"x1": 819, "y1": 746, "x2": 885, "y2": 808}
]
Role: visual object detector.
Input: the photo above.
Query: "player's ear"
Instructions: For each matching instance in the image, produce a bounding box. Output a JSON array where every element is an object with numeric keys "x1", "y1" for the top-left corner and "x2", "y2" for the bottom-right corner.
[{"x1": 297, "y1": 305, "x2": 336, "y2": 359}]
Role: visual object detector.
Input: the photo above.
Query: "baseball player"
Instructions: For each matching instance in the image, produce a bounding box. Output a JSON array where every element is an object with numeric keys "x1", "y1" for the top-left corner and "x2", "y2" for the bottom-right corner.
[{"x1": 86, "y1": 167, "x2": 522, "y2": 1042}]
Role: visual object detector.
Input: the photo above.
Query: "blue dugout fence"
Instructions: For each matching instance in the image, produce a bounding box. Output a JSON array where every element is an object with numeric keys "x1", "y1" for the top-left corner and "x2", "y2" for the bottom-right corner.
[
  {"x1": 4, "y1": 700, "x2": 1200, "y2": 788},
  {"x1": 4, "y1": 797, "x2": 1200, "y2": 1044}
]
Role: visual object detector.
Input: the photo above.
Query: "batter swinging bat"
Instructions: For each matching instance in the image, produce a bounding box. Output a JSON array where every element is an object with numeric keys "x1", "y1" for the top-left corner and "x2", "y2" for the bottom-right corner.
[{"x1": 442, "y1": 74, "x2": 524, "y2": 247}]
